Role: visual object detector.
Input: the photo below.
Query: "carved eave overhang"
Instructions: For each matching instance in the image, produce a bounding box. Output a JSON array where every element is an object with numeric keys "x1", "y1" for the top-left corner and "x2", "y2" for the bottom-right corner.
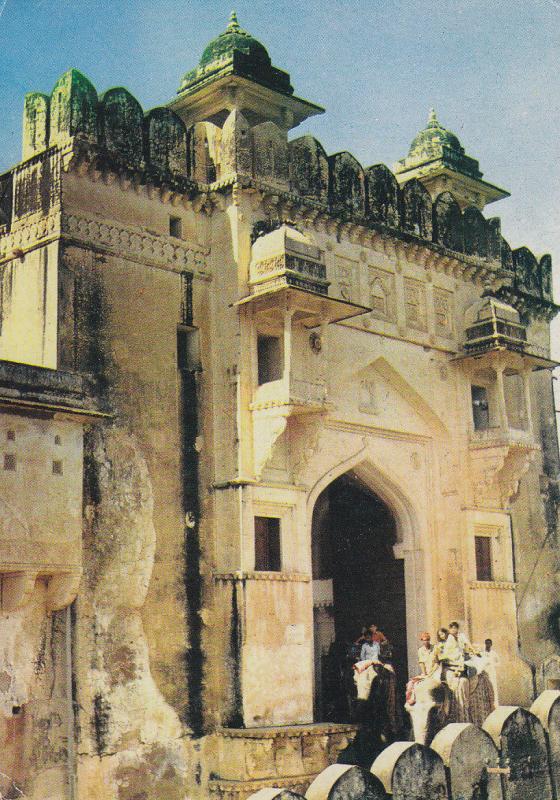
[
  {"x1": 236, "y1": 285, "x2": 370, "y2": 328},
  {"x1": 0, "y1": 360, "x2": 110, "y2": 421},
  {"x1": 451, "y1": 343, "x2": 559, "y2": 373},
  {"x1": 217, "y1": 177, "x2": 509, "y2": 288},
  {"x1": 170, "y1": 73, "x2": 324, "y2": 130},
  {"x1": 495, "y1": 285, "x2": 560, "y2": 324},
  {"x1": 394, "y1": 162, "x2": 509, "y2": 207}
]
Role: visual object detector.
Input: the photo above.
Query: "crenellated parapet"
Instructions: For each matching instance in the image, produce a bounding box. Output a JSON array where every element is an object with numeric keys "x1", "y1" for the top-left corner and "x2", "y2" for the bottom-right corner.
[{"x1": 5, "y1": 67, "x2": 554, "y2": 317}]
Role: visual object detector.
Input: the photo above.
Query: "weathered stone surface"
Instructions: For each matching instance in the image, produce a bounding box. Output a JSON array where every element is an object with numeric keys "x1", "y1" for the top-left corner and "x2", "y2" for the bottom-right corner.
[
  {"x1": 22, "y1": 93, "x2": 49, "y2": 160},
  {"x1": 501, "y1": 237, "x2": 513, "y2": 271},
  {"x1": 540, "y1": 255, "x2": 553, "y2": 299},
  {"x1": 221, "y1": 109, "x2": 252, "y2": 176},
  {"x1": 486, "y1": 218, "x2": 502, "y2": 261},
  {"x1": 401, "y1": 178, "x2": 432, "y2": 239},
  {"x1": 306, "y1": 764, "x2": 385, "y2": 800},
  {"x1": 247, "y1": 790, "x2": 306, "y2": 800},
  {"x1": 433, "y1": 192, "x2": 463, "y2": 252},
  {"x1": 463, "y1": 206, "x2": 488, "y2": 258},
  {"x1": 100, "y1": 87, "x2": 144, "y2": 169},
  {"x1": 328, "y1": 152, "x2": 366, "y2": 216},
  {"x1": 188, "y1": 121, "x2": 219, "y2": 183},
  {"x1": 530, "y1": 691, "x2": 560, "y2": 798},
  {"x1": 365, "y1": 164, "x2": 400, "y2": 227},
  {"x1": 431, "y1": 723, "x2": 501, "y2": 800},
  {"x1": 371, "y1": 742, "x2": 447, "y2": 800},
  {"x1": 252, "y1": 121, "x2": 289, "y2": 185},
  {"x1": 512, "y1": 247, "x2": 540, "y2": 295},
  {"x1": 145, "y1": 107, "x2": 188, "y2": 177},
  {"x1": 49, "y1": 69, "x2": 98, "y2": 146},
  {"x1": 80, "y1": 426, "x2": 184, "y2": 756},
  {"x1": 289, "y1": 136, "x2": 329, "y2": 202},
  {"x1": 483, "y1": 707, "x2": 553, "y2": 800}
]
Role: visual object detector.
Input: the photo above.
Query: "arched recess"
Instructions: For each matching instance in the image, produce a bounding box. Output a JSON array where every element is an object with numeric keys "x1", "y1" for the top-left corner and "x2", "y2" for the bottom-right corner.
[{"x1": 307, "y1": 451, "x2": 429, "y2": 722}]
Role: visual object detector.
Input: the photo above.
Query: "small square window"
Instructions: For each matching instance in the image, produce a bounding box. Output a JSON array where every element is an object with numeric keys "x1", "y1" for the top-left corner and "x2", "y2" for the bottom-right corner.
[
  {"x1": 6, "y1": 430, "x2": 15, "y2": 441},
  {"x1": 169, "y1": 216, "x2": 182, "y2": 239},
  {"x1": 475, "y1": 536, "x2": 493, "y2": 581},
  {"x1": 4, "y1": 453, "x2": 16, "y2": 471},
  {"x1": 254, "y1": 516, "x2": 281, "y2": 572},
  {"x1": 52, "y1": 460, "x2": 63, "y2": 475}
]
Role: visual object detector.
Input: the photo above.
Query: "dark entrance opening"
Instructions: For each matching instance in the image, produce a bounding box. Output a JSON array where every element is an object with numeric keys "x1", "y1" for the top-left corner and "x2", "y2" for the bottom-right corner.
[{"x1": 312, "y1": 472, "x2": 408, "y2": 722}]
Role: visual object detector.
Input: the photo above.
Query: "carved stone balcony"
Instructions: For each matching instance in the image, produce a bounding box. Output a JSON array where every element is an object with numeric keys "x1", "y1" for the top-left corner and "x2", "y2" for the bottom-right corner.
[{"x1": 251, "y1": 374, "x2": 327, "y2": 415}]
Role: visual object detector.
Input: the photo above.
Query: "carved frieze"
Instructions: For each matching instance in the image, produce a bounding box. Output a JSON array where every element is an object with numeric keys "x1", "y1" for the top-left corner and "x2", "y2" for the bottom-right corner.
[{"x1": 62, "y1": 212, "x2": 207, "y2": 272}]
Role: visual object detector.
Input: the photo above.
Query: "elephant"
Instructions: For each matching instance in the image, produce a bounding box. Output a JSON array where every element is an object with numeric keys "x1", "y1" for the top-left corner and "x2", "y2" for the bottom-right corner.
[{"x1": 406, "y1": 661, "x2": 495, "y2": 744}]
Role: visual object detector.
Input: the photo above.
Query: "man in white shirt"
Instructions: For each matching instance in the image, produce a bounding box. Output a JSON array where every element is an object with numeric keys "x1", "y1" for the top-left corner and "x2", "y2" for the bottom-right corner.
[
  {"x1": 417, "y1": 632, "x2": 435, "y2": 676},
  {"x1": 480, "y1": 638, "x2": 499, "y2": 707}
]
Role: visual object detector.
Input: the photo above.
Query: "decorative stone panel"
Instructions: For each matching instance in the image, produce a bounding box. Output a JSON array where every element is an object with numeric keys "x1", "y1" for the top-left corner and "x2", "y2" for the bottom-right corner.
[
  {"x1": 367, "y1": 266, "x2": 396, "y2": 324},
  {"x1": 404, "y1": 277, "x2": 427, "y2": 332},
  {"x1": 333, "y1": 257, "x2": 358, "y2": 303},
  {"x1": 433, "y1": 287, "x2": 454, "y2": 338}
]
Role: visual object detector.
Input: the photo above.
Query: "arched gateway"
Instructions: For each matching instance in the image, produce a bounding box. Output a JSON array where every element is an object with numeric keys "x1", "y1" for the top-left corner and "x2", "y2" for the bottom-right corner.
[{"x1": 311, "y1": 465, "x2": 414, "y2": 723}]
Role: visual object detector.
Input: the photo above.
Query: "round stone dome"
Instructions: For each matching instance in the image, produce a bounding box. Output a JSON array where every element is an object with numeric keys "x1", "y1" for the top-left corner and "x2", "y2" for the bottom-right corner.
[
  {"x1": 198, "y1": 12, "x2": 272, "y2": 70},
  {"x1": 408, "y1": 108, "x2": 464, "y2": 159},
  {"x1": 178, "y1": 12, "x2": 292, "y2": 96}
]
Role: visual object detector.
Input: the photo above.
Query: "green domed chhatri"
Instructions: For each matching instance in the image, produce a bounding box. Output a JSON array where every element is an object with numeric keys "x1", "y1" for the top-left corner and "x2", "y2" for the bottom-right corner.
[
  {"x1": 198, "y1": 12, "x2": 270, "y2": 70},
  {"x1": 398, "y1": 108, "x2": 482, "y2": 180},
  {"x1": 409, "y1": 108, "x2": 462, "y2": 157},
  {"x1": 178, "y1": 12, "x2": 293, "y2": 97}
]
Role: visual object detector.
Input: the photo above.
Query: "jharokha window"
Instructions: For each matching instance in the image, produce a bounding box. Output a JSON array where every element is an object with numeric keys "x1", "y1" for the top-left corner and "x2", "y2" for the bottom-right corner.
[
  {"x1": 471, "y1": 385, "x2": 490, "y2": 431},
  {"x1": 475, "y1": 535, "x2": 493, "y2": 582},
  {"x1": 254, "y1": 516, "x2": 281, "y2": 571},
  {"x1": 257, "y1": 335, "x2": 282, "y2": 385}
]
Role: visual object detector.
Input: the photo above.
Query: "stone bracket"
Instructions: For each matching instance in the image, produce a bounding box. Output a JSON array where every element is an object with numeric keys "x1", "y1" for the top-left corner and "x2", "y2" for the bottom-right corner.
[
  {"x1": 0, "y1": 569, "x2": 81, "y2": 612},
  {"x1": 469, "y1": 439, "x2": 539, "y2": 508}
]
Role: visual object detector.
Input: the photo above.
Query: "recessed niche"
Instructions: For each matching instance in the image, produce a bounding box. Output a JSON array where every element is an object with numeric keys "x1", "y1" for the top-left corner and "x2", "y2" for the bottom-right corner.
[
  {"x1": 6, "y1": 430, "x2": 15, "y2": 441},
  {"x1": 54, "y1": 435, "x2": 62, "y2": 445},
  {"x1": 4, "y1": 453, "x2": 16, "y2": 471},
  {"x1": 52, "y1": 460, "x2": 63, "y2": 475}
]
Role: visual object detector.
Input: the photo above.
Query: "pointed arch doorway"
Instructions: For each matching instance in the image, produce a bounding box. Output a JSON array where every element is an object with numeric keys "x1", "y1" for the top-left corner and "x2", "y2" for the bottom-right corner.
[{"x1": 311, "y1": 471, "x2": 408, "y2": 722}]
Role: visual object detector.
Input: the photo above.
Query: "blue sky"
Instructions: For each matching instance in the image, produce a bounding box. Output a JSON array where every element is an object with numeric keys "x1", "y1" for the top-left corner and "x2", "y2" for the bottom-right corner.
[{"x1": 1, "y1": 1, "x2": 559, "y2": 304}]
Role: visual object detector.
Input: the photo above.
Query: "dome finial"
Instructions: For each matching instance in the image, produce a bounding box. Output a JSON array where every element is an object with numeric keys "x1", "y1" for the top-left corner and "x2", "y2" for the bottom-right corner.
[
  {"x1": 227, "y1": 10, "x2": 240, "y2": 32},
  {"x1": 428, "y1": 107, "x2": 439, "y2": 127}
]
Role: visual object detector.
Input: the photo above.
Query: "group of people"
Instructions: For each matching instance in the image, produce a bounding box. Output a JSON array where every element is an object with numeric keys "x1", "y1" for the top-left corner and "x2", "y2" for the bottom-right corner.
[{"x1": 410, "y1": 622, "x2": 499, "y2": 706}]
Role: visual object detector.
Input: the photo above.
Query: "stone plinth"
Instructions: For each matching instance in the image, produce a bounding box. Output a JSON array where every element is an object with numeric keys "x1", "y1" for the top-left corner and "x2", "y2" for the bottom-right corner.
[{"x1": 209, "y1": 724, "x2": 358, "y2": 800}]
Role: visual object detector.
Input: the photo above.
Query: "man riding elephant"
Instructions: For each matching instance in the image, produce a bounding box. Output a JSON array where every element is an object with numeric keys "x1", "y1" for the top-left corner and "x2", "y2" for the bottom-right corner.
[{"x1": 406, "y1": 624, "x2": 495, "y2": 743}]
